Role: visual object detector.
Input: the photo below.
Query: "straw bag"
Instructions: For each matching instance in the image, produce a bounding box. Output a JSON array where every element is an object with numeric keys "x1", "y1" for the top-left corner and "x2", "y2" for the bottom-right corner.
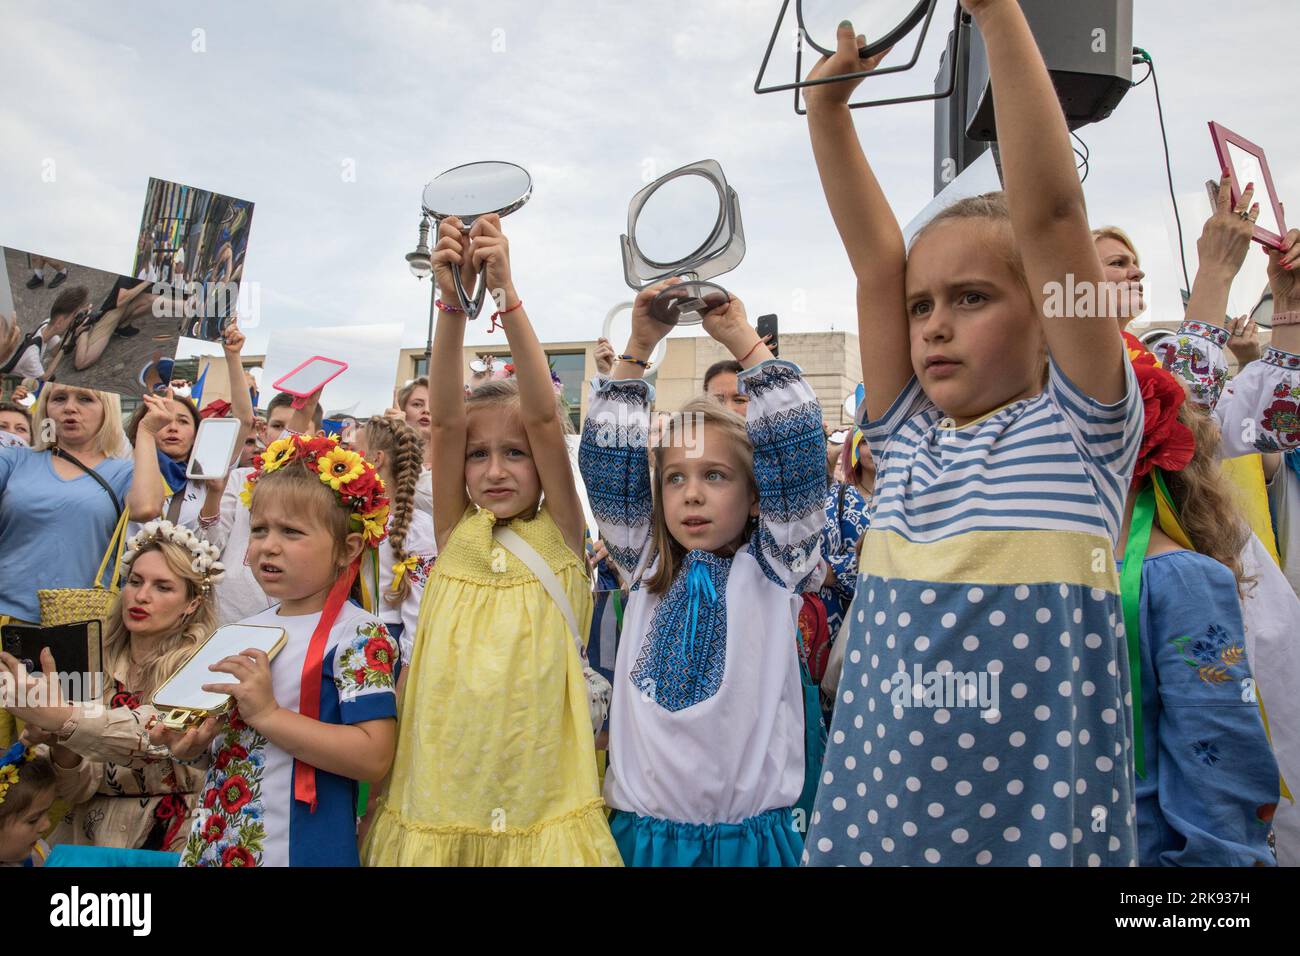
[{"x1": 37, "y1": 505, "x2": 130, "y2": 627}]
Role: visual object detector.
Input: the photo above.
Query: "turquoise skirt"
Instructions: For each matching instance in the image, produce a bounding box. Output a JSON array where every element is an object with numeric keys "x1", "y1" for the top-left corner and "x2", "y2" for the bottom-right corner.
[{"x1": 609, "y1": 807, "x2": 803, "y2": 867}]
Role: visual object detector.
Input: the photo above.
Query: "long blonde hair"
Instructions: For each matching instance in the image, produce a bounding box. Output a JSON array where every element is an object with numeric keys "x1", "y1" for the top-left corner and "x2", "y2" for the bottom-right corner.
[
  {"x1": 644, "y1": 398, "x2": 756, "y2": 595},
  {"x1": 1159, "y1": 401, "x2": 1252, "y2": 593},
  {"x1": 32, "y1": 384, "x2": 128, "y2": 458},
  {"x1": 361, "y1": 415, "x2": 423, "y2": 605},
  {"x1": 103, "y1": 540, "x2": 217, "y2": 700}
]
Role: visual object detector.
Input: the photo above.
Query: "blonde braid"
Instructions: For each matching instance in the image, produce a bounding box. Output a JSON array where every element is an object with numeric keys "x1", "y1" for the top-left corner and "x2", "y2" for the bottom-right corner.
[{"x1": 363, "y1": 416, "x2": 423, "y2": 604}]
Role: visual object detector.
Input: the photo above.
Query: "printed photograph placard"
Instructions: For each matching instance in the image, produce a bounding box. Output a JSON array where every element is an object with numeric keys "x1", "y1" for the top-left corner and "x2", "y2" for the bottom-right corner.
[
  {"x1": 132, "y1": 178, "x2": 254, "y2": 342},
  {"x1": 1, "y1": 246, "x2": 181, "y2": 398}
]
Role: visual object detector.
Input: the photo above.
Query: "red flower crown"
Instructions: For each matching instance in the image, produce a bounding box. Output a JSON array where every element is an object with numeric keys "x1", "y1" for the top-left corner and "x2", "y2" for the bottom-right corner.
[
  {"x1": 240, "y1": 433, "x2": 389, "y2": 547},
  {"x1": 1123, "y1": 331, "x2": 1195, "y2": 481}
]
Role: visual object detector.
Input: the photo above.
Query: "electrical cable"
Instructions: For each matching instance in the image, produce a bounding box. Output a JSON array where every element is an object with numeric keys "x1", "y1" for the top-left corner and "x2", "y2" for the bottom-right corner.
[
  {"x1": 1071, "y1": 130, "x2": 1091, "y2": 184},
  {"x1": 1134, "y1": 47, "x2": 1191, "y2": 292}
]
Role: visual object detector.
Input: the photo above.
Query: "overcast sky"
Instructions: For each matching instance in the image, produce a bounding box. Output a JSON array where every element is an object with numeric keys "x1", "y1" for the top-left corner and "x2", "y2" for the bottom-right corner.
[{"x1": 1, "y1": 0, "x2": 1295, "y2": 412}]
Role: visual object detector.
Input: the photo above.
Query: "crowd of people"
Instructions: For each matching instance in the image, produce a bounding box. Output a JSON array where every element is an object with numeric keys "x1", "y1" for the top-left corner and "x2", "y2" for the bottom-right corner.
[{"x1": 2, "y1": 0, "x2": 1299, "y2": 868}]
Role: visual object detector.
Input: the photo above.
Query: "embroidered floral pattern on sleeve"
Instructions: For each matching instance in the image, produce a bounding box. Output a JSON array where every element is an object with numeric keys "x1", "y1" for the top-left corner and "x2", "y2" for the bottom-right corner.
[
  {"x1": 335, "y1": 621, "x2": 398, "y2": 699},
  {"x1": 406, "y1": 555, "x2": 435, "y2": 589},
  {"x1": 1170, "y1": 624, "x2": 1249, "y2": 686},
  {"x1": 1164, "y1": 334, "x2": 1228, "y2": 409},
  {"x1": 1258, "y1": 381, "x2": 1300, "y2": 451},
  {"x1": 181, "y1": 709, "x2": 269, "y2": 867}
]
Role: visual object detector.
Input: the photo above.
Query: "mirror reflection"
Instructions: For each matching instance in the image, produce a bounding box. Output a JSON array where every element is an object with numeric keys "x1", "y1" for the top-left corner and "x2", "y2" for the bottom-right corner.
[
  {"x1": 1225, "y1": 143, "x2": 1282, "y2": 238},
  {"x1": 633, "y1": 173, "x2": 723, "y2": 266}
]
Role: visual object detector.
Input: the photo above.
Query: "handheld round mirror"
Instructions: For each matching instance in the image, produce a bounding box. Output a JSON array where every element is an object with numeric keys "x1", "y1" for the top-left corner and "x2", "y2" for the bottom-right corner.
[
  {"x1": 630, "y1": 172, "x2": 725, "y2": 270},
  {"x1": 420, "y1": 161, "x2": 533, "y2": 317},
  {"x1": 797, "y1": 0, "x2": 934, "y2": 59},
  {"x1": 602, "y1": 302, "x2": 667, "y2": 379}
]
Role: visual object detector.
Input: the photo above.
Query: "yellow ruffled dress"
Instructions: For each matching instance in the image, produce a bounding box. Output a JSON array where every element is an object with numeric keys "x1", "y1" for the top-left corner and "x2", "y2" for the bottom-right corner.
[{"x1": 362, "y1": 504, "x2": 621, "y2": 866}]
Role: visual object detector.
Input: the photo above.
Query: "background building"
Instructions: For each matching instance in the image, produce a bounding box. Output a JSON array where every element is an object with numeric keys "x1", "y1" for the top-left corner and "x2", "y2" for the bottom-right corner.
[{"x1": 395, "y1": 331, "x2": 864, "y2": 430}]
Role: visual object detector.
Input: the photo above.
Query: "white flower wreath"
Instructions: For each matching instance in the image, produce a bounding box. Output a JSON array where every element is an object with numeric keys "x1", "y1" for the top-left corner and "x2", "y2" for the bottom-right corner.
[{"x1": 122, "y1": 519, "x2": 226, "y2": 591}]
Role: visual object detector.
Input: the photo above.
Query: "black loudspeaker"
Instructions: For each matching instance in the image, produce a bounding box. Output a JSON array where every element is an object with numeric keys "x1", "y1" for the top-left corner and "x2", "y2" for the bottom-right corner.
[{"x1": 964, "y1": 0, "x2": 1133, "y2": 141}]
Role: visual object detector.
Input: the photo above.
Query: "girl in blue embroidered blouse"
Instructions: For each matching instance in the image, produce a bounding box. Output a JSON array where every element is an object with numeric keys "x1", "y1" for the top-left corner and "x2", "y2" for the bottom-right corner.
[
  {"x1": 579, "y1": 282, "x2": 827, "y2": 866},
  {"x1": 1114, "y1": 352, "x2": 1278, "y2": 865}
]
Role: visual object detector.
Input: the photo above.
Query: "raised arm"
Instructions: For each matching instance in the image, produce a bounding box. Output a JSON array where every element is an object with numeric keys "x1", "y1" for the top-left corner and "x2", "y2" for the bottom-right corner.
[
  {"x1": 221, "y1": 321, "x2": 255, "y2": 449},
  {"x1": 702, "y1": 295, "x2": 827, "y2": 590},
  {"x1": 804, "y1": 22, "x2": 911, "y2": 421},
  {"x1": 973, "y1": 0, "x2": 1123, "y2": 403},
  {"x1": 427, "y1": 217, "x2": 474, "y2": 551},
  {"x1": 125, "y1": 390, "x2": 174, "y2": 521},
  {"x1": 470, "y1": 214, "x2": 585, "y2": 559},
  {"x1": 578, "y1": 281, "x2": 674, "y2": 580},
  {"x1": 1266, "y1": 227, "x2": 1300, "y2": 354}
]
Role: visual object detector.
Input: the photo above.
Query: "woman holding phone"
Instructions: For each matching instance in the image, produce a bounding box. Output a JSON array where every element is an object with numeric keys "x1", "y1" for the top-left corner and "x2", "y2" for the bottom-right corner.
[
  {"x1": 128, "y1": 322, "x2": 254, "y2": 535},
  {"x1": 1, "y1": 521, "x2": 223, "y2": 853}
]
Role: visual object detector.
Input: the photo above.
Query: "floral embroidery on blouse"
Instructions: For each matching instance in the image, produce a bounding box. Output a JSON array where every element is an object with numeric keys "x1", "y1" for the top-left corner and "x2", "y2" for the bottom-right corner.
[
  {"x1": 1170, "y1": 624, "x2": 1248, "y2": 686},
  {"x1": 110, "y1": 680, "x2": 142, "y2": 710},
  {"x1": 181, "y1": 709, "x2": 269, "y2": 867},
  {"x1": 1191, "y1": 740, "x2": 1221, "y2": 767},
  {"x1": 1164, "y1": 335, "x2": 1228, "y2": 408},
  {"x1": 1261, "y1": 382, "x2": 1300, "y2": 447},
  {"x1": 406, "y1": 554, "x2": 435, "y2": 588},
  {"x1": 334, "y1": 621, "x2": 398, "y2": 699}
]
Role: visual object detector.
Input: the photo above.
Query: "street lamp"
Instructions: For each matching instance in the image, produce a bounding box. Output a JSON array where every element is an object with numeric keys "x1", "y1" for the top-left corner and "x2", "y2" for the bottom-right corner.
[{"x1": 406, "y1": 217, "x2": 432, "y2": 279}]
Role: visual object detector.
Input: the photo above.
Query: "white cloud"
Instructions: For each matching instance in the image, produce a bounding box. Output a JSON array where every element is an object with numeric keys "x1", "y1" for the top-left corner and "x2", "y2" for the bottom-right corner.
[{"x1": 0, "y1": 0, "x2": 1296, "y2": 394}]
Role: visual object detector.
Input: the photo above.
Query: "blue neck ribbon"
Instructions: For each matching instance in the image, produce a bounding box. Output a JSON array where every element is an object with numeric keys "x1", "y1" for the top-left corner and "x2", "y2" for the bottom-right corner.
[{"x1": 684, "y1": 560, "x2": 718, "y2": 663}]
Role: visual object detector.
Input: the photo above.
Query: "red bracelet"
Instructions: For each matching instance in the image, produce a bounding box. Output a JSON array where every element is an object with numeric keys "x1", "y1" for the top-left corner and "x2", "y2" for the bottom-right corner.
[
  {"x1": 488, "y1": 298, "x2": 524, "y2": 333},
  {"x1": 435, "y1": 298, "x2": 465, "y2": 314},
  {"x1": 738, "y1": 338, "x2": 765, "y2": 364}
]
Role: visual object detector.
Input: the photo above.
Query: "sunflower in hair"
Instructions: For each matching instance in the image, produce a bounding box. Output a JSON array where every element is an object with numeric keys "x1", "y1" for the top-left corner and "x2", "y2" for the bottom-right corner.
[
  {"x1": 317, "y1": 447, "x2": 365, "y2": 491},
  {"x1": 258, "y1": 437, "x2": 297, "y2": 474}
]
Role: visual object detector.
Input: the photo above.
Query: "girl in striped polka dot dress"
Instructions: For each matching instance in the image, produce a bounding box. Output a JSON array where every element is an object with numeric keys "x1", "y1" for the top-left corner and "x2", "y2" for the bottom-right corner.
[{"x1": 800, "y1": 4, "x2": 1142, "y2": 866}]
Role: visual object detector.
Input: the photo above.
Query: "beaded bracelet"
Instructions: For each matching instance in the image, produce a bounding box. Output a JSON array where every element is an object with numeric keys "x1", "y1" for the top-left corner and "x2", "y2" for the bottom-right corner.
[
  {"x1": 617, "y1": 353, "x2": 652, "y2": 370},
  {"x1": 435, "y1": 298, "x2": 465, "y2": 315},
  {"x1": 1272, "y1": 310, "x2": 1300, "y2": 327}
]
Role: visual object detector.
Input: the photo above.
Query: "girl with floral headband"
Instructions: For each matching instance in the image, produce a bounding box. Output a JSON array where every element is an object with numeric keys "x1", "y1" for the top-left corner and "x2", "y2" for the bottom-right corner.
[
  {"x1": 1115, "y1": 342, "x2": 1279, "y2": 865},
  {"x1": 153, "y1": 435, "x2": 400, "y2": 867},
  {"x1": 0, "y1": 743, "x2": 56, "y2": 867},
  {"x1": 0, "y1": 521, "x2": 221, "y2": 854}
]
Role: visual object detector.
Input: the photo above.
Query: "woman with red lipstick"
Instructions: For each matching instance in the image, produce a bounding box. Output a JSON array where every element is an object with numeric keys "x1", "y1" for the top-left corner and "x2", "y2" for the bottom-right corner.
[{"x1": 0, "y1": 522, "x2": 222, "y2": 852}]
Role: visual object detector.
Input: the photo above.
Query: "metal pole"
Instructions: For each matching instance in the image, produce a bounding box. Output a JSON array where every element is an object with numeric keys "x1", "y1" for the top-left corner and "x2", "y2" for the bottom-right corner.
[{"x1": 424, "y1": 269, "x2": 437, "y2": 379}]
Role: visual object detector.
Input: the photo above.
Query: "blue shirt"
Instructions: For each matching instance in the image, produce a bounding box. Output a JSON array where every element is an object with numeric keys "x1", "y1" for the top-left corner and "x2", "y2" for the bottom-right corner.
[
  {"x1": 1124, "y1": 550, "x2": 1278, "y2": 866},
  {"x1": 0, "y1": 447, "x2": 133, "y2": 622}
]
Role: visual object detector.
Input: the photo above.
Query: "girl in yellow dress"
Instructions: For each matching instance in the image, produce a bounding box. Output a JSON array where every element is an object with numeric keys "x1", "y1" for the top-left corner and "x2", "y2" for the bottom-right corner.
[{"x1": 363, "y1": 213, "x2": 620, "y2": 866}]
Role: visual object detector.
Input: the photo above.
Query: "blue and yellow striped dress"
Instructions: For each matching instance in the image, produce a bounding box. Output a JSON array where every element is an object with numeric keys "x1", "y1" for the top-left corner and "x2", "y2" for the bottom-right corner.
[{"x1": 806, "y1": 360, "x2": 1143, "y2": 866}]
